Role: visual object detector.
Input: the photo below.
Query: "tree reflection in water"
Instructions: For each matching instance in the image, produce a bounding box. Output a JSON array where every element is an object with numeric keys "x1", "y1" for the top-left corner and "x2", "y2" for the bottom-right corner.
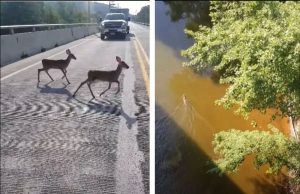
[{"x1": 163, "y1": 1, "x2": 212, "y2": 31}]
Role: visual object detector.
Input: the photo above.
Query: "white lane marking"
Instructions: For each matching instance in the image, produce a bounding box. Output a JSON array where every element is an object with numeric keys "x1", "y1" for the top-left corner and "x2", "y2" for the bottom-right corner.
[
  {"x1": 135, "y1": 37, "x2": 149, "y2": 65},
  {"x1": 115, "y1": 41, "x2": 145, "y2": 194},
  {"x1": 1, "y1": 38, "x2": 94, "y2": 81}
]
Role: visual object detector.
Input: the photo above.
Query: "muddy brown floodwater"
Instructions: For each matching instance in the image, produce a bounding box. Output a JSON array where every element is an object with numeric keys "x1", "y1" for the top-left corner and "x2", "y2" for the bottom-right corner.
[
  {"x1": 155, "y1": 39, "x2": 290, "y2": 194},
  {"x1": 155, "y1": 2, "x2": 291, "y2": 193}
]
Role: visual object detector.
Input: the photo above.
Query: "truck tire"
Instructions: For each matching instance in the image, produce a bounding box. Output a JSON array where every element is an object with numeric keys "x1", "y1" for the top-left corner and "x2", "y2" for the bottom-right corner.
[
  {"x1": 100, "y1": 34, "x2": 105, "y2": 40},
  {"x1": 121, "y1": 34, "x2": 126, "y2": 40}
]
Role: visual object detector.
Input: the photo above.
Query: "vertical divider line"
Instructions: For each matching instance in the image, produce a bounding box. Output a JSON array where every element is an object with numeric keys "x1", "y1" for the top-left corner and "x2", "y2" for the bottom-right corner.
[{"x1": 149, "y1": 0, "x2": 156, "y2": 193}]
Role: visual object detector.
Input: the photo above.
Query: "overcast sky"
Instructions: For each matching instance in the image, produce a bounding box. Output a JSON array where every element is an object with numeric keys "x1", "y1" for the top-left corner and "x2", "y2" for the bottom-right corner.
[{"x1": 99, "y1": 1, "x2": 149, "y2": 15}]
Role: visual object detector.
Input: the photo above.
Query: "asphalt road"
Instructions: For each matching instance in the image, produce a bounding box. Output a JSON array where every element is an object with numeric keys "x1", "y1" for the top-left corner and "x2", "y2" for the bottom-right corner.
[{"x1": 1, "y1": 22, "x2": 149, "y2": 194}]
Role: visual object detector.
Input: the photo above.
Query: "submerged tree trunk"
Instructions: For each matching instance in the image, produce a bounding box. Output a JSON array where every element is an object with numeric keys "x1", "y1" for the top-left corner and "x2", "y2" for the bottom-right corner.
[
  {"x1": 289, "y1": 117, "x2": 300, "y2": 194},
  {"x1": 291, "y1": 117, "x2": 299, "y2": 140}
]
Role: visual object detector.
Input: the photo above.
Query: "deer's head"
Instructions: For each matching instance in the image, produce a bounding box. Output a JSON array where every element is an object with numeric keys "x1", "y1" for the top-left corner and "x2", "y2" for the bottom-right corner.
[
  {"x1": 116, "y1": 56, "x2": 129, "y2": 69},
  {"x1": 66, "y1": 49, "x2": 77, "y2": 60}
]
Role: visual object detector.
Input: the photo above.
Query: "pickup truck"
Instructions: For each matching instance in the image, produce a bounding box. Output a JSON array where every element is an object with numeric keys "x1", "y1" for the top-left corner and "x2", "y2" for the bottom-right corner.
[{"x1": 99, "y1": 13, "x2": 129, "y2": 40}]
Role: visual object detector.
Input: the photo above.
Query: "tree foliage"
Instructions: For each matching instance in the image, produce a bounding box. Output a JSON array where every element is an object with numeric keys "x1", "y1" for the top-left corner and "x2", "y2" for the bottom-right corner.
[
  {"x1": 0, "y1": 1, "x2": 89, "y2": 25},
  {"x1": 43, "y1": 4, "x2": 61, "y2": 24},
  {"x1": 164, "y1": 1, "x2": 211, "y2": 30},
  {"x1": 182, "y1": 1, "x2": 300, "y2": 121},
  {"x1": 212, "y1": 129, "x2": 300, "y2": 182},
  {"x1": 55, "y1": 2, "x2": 88, "y2": 23},
  {"x1": 1, "y1": 2, "x2": 44, "y2": 25},
  {"x1": 135, "y1": 5, "x2": 150, "y2": 24}
]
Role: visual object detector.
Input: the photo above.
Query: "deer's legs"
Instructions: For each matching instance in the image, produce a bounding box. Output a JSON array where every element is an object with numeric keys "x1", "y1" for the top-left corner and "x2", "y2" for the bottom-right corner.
[
  {"x1": 38, "y1": 68, "x2": 53, "y2": 82},
  {"x1": 87, "y1": 83, "x2": 95, "y2": 99},
  {"x1": 73, "y1": 79, "x2": 88, "y2": 97},
  {"x1": 38, "y1": 69, "x2": 42, "y2": 82},
  {"x1": 100, "y1": 82, "x2": 111, "y2": 96},
  {"x1": 45, "y1": 70, "x2": 54, "y2": 81},
  {"x1": 61, "y1": 69, "x2": 67, "y2": 79},
  {"x1": 115, "y1": 80, "x2": 120, "y2": 94},
  {"x1": 61, "y1": 69, "x2": 70, "y2": 84}
]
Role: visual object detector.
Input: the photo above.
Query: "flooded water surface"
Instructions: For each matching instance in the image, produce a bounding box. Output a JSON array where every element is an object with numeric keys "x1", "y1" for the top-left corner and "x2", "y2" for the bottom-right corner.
[{"x1": 155, "y1": 2, "x2": 289, "y2": 194}]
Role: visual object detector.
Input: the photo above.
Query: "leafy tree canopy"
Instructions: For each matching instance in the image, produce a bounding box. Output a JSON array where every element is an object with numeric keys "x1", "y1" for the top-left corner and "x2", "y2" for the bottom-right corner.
[
  {"x1": 135, "y1": 5, "x2": 150, "y2": 24},
  {"x1": 0, "y1": 2, "x2": 89, "y2": 25},
  {"x1": 164, "y1": 1, "x2": 211, "y2": 30},
  {"x1": 182, "y1": 1, "x2": 300, "y2": 121},
  {"x1": 212, "y1": 129, "x2": 300, "y2": 182},
  {"x1": 1, "y1": 2, "x2": 44, "y2": 25}
]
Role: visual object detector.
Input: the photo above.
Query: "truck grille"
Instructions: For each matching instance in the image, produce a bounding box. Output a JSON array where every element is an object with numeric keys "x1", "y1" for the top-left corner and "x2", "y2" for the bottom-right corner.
[{"x1": 104, "y1": 22, "x2": 123, "y2": 28}]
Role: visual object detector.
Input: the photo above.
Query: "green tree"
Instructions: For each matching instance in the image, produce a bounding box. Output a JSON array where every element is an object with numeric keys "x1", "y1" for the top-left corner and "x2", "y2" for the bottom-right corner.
[
  {"x1": 212, "y1": 129, "x2": 300, "y2": 176},
  {"x1": 0, "y1": 2, "x2": 89, "y2": 25},
  {"x1": 43, "y1": 4, "x2": 61, "y2": 24},
  {"x1": 1, "y1": 2, "x2": 44, "y2": 25},
  {"x1": 164, "y1": 1, "x2": 211, "y2": 30},
  {"x1": 135, "y1": 5, "x2": 150, "y2": 24},
  {"x1": 212, "y1": 129, "x2": 300, "y2": 193},
  {"x1": 182, "y1": 2, "x2": 300, "y2": 130},
  {"x1": 55, "y1": 2, "x2": 88, "y2": 23}
]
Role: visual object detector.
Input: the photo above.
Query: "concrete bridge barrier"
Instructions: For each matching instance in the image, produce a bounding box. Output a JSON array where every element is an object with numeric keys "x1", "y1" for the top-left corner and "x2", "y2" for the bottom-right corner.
[{"x1": 0, "y1": 23, "x2": 99, "y2": 66}]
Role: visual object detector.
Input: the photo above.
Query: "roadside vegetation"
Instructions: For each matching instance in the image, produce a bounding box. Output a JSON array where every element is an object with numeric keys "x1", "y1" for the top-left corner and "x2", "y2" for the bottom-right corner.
[
  {"x1": 179, "y1": 1, "x2": 300, "y2": 193},
  {"x1": 0, "y1": 2, "x2": 149, "y2": 26},
  {"x1": 134, "y1": 5, "x2": 150, "y2": 25},
  {"x1": 0, "y1": 2, "x2": 90, "y2": 25}
]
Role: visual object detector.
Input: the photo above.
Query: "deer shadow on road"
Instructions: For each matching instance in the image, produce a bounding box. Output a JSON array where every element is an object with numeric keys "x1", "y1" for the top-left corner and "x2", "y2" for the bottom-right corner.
[
  {"x1": 119, "y1": 107, "x2": 136, "y2": 129},
  {"x1": 73, "y1": 97, "x2": 136, "y2": 129},
  {"x1": 37, "y1": 81, "x2": 73, "y2": 101}
]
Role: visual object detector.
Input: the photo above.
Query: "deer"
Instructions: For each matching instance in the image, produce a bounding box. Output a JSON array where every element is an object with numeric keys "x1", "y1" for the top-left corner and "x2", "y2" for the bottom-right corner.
[
  {"x1": 38, "y1": 49, "x2": 76, "y2": 84},
  {"x1": 73, "y1": 56, "x2": 129, "y2": 99}
]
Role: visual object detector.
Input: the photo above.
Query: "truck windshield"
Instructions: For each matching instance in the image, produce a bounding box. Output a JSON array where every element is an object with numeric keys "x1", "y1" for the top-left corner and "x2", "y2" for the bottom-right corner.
[{"x1": 105, "y1": 14, "x2": 125, "y2": 20}]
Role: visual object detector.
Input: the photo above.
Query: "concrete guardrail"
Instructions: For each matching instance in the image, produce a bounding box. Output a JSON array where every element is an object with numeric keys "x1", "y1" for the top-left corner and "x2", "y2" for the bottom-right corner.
[{"x1": 0, "y1": 23, "x2": 99, "y2": 66}]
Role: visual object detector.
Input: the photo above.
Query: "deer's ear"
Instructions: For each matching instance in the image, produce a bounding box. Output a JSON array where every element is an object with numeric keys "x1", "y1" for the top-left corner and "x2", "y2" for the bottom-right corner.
[
  {"x1": 66, "y1": 49, "x2": 71, "y2": 55},
  {"x1": 116, "y1": 56, "x2": 121, "y2": 61}
]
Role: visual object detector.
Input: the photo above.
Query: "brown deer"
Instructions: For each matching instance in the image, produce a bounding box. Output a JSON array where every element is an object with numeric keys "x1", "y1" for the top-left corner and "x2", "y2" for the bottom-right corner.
[
  {"x1": 38, "y1": 49, "x2": 76, "y2": 84},
  {"x1": 73, "y1": 56, "x2": 129, "y2": 99}
]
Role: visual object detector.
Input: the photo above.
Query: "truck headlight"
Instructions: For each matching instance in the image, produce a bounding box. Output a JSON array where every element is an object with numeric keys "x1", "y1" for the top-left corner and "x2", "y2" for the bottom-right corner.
[{"x1": 121, "y1": 22, "x2": 126, "y2": 28}]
